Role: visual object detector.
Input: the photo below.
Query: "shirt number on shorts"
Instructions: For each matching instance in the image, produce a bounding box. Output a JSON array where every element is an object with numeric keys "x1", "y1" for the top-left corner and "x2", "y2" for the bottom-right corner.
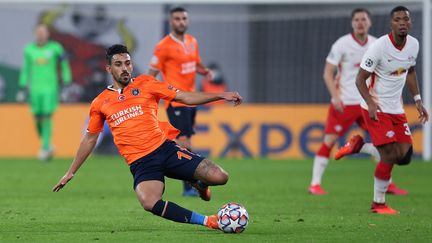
[
  {"x1": 403, "y1": 123, "x2": 412, "y2": 135},
  {"x1": 177, "y1": 147, "x2": 192, "y2": 160}
]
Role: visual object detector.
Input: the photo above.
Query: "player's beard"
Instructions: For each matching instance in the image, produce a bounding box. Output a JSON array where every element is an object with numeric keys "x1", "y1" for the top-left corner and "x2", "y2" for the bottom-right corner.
[
  {"x1": 174, "y1": 25, "x2": 187, "y2": 35},
  {"x1": 115, "y1": 72, "x2": 131, "y2": 87}
]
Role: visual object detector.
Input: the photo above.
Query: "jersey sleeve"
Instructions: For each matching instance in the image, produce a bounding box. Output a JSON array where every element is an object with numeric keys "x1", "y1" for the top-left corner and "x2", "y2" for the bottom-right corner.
[
  {"x1": 195, "y1": 40, "x2": 202, "y2": 64},
  {"x1": 149, "y1": 44, "x2": 166, "y2": 71},
  {"x1": 360, "y1": 41, "x2": 381, "y2": 73},
  {"x1": 86, "y1": 99, "x2": 105, "y2": 134},
  {"x1": 147, "y1": 77, "x2": 178, "y2": 101},
  {"x1": 326, "y1": 39, "x2": 343, "y2": 65},
  {"x1": 18, "y1": 45, "x2": 30, "y2": 88},
  {"x1": 55, "y1": 42, "x2": 72, "y2": 85}
]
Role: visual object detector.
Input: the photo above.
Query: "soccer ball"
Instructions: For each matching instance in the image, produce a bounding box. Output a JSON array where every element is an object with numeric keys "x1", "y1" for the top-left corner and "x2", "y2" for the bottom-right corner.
[{"x1": 217, "y1": 202, "x2": 249, "y2": 233}]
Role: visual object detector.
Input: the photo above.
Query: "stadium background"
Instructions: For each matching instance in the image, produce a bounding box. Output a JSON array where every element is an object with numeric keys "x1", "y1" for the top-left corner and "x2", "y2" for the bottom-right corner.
[{"x1": 0, "y1": 1, "x2": 429, "y2": 159}]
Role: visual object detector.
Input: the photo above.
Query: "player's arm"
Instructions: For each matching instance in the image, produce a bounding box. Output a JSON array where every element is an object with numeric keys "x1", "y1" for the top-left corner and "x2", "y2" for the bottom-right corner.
[
  {"x1": 174, "y1": 90, "x2": 242, "y2": 106},
  {"x1": 57, "y1": 44, "x2": 72, "y2": 86},
  {"x1": 196, "y1": 62, "x2": 213, "y2": 79},
  {"x1": 323, "y1": 62, "x2": 343, "y2": 112},
  {"x1": 148, "y1": 68, "x2": 160, "y2": 77},
  {"x1": 406, "y1": 66, "x2": 429, "y2": 124},
  {"x1": 52, "y1": 132, "x2": 100, "y2": 192},
  {"x1": 17, "y1": 48, "x2": 30, "y2": 102},
  {"x1": 355, "y1": 68, "x2": 379, "y2": 120}
]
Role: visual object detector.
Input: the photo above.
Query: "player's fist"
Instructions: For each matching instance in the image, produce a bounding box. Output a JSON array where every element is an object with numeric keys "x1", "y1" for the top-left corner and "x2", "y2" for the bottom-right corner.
[
  {"x1": 415, "y1": 100, "x2": 429, "y2": 124},
  {"x1": 331, "y1": 97, "x2": 344, "y2": 113},
  {"x1": 16, "y1": 89, "x2": 27, "y2": 103},
  {"x1": 221, "y1": 91, "x2": 243, "y2": 106},
  {"x1": 52, "y1": 172, "x2": 74, "y2": 192}
]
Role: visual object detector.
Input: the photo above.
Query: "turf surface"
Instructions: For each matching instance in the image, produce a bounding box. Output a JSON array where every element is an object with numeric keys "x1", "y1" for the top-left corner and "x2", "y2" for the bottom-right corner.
[{"x1": 1, "y1": 156, "x2": 432, "y2": 242}]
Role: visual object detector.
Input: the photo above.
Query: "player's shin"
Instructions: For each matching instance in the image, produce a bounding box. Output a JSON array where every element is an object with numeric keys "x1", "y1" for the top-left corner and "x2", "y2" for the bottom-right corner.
[
  {"x1": 373, "y1": 161, "x2": 393, "y2": 203},
  {"x1": 150, "y1": 199, "x2": 206, "y2": 225},
  {"x1": 311, "y1": 143, "x2": 331, "y2": 185}
]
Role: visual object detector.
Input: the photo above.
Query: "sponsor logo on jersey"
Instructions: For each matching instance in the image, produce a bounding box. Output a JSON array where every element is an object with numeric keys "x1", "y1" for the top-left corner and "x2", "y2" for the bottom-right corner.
[
  {"x1": 131, "y1": 88, "x2": 140, "y2": 96},
  {"x1": 386, "y1": 130, "x2": 395, "y2": 138},
  {"x1": 110, "y1": 105, "x2": 144, "y2": 126},
  {"x1": 390, "y1": 68, "x2": 407, "y2": 76},
  {"x1": 181, "y1": 61, "x2": 196, "y2": 74}
]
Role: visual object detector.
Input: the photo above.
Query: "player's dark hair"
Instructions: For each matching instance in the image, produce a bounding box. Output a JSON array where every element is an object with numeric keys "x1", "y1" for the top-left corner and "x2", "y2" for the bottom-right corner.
[
  {"x1": 391, "y1": 6, "x2": 410, "y2": 17},
  {"x1": 170, "y1": 7, "x2": 187, "y2": 15},
  {"x1": 106, "y1": 44, "x2": 129, "y2": 64},
  {"x1": 351, "y1": 8, "x2": 371, "y2": 19}
]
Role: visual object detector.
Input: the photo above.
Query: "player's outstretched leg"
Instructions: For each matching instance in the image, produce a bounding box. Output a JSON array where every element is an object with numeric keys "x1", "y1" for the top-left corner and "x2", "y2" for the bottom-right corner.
[
  {"x1": 192, "y1": 159, "x2": 229, "y2": 201},
  {"x1": 135, "y1": 180, "x2": 220, "y2": 230},
  {"x1": 335, "y1": 135, "x2": 365, "y2": 160}
]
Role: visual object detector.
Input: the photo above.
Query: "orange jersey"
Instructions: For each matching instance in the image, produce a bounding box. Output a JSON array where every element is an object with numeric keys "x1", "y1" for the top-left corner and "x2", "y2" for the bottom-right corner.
[
  {"x1": 149, "y1": 34, "x2": 201, "y2": 107},
  {"x1": 87, "y1": 74, "x2": 180, "y2": 165}
]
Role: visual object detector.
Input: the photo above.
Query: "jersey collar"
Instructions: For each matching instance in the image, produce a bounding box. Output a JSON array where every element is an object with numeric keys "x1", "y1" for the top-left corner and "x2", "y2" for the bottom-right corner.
[
  {"x1": 351, "y1": 32, "x2": 368, "y2": 46},
  {"x1": 107, "y1": 79, "x2": 134, "y2": 93},
  {"x1": 388, "y1": 32, "x2": 407, "y2": 51}
]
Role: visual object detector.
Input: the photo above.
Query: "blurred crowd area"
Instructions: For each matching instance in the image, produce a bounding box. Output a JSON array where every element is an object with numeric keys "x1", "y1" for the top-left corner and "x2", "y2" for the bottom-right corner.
[{"x1": 0, "y1": 2, "x2": 424, "y2": 103}]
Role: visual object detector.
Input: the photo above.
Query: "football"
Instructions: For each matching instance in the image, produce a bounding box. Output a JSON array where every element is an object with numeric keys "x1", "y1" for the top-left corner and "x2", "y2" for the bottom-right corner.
[{"x1": 217, "y1": 202, "x2": 249, "y2": 233}]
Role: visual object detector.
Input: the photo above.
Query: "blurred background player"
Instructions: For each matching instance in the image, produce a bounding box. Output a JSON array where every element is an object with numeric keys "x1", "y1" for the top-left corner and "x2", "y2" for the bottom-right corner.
[
  {"x1": 148, "y1": 7, "x2": 214, "y2": 197},
  {"x1": 200, "y1": 62, "x2": 227, "y2": 106},
  {"x1": 309, "y1": 8, "x2": 407, "y2": 195},
  {"x1": 17, "y1": 24, "x2": 72, "y2": 161},
  {"x1": 351, "y1": 6, "x2": 428, "y2": 214},
  {"x1": 53, "y1": 44, "x2": 243, "y2": 231}
]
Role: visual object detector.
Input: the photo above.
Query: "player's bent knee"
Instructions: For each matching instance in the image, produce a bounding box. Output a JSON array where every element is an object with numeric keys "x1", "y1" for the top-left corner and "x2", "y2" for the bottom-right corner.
[
  {"x1": 140, "y1": 197, "x2": 160, "y2": 212},
  {"x1": 397, "y1": 146, "x2": 413, "y2": 166},
  {"x1": 214, "y1": 170, "x2": 229, "y2": 185}
]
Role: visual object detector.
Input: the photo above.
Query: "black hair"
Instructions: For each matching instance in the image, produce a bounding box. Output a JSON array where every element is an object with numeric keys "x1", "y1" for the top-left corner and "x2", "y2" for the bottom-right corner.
[
  {"x1": 351, "y1": 8, "x2": 371, "y2": 19},
  {"x1": 170, "y1": 7, "x2": 187, "y2": 15},
  {"x1": 391, "y1": 6, "x2": 410, "y2": 17},
  {"x1": 106, "y1": 44, "x2": 129, "y2": 64}
]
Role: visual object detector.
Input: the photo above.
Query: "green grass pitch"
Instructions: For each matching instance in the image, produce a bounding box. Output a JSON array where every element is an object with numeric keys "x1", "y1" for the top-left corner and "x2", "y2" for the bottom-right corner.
[{"x1": 1, "y1": 156, "x2": 432, "y2": 242}]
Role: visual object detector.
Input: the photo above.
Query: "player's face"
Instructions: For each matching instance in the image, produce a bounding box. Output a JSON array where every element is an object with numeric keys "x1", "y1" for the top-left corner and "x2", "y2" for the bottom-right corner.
[
  {"x1": 106, "y1": 53, "x2": 133, "y2": 87},
  {"x1": 170, "y1": 11, "x2": 189, "y2": 35},
  {"x1": 35, "y1": 25, "x2": 49, "y2": 45},
  {"x1": 351, "y1": 12, "x2": 371, "y2": 35},
  {"x1": 391, "y1": 11, "x2": 411, "y2": 37}
]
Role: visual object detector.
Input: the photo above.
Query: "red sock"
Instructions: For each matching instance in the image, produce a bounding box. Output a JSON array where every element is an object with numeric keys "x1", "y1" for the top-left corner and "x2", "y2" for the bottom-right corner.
[
  {"x1": 374, "y1": 161, "x2": 393, "y2": 180},
  {"x1": 317, "y1": 143, "x2": 331, "y2": 158}
]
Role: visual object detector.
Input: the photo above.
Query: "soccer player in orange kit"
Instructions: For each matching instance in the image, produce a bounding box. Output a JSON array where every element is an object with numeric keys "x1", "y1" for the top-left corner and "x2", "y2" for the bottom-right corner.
[
  {"x1": 148, "y1": 7, "x2": 214, "y2": 196},
  {"x1": 53, "y1": 44, "x2": 242, "y2": 230}
]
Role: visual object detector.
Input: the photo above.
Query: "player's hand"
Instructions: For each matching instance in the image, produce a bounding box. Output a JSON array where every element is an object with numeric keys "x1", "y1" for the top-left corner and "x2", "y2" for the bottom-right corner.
[
  {"x1": 221, "y1": 92, "x2": 243, "y2": 106},
  {"x1": 415, "y1": 100, "x2": 429, "y2": 124},
  {"x1": 52, "y1": 172, "x2": 74, "y2": 192},
  {"x1": 16, "y1": 89, "x2": 27, "y2": 103},
  {"x1": 206, "y1": 69, "x2": 214, "y2": 81},
  {"x1": 60, "y1": 84, "x2": 72, "y2": 103},
  {"x1": 367, "y1": 101, "x2": 380, "y2": 121},
  {"x1": 331, "y1": 97, "x2": 344, "y2": 113}
]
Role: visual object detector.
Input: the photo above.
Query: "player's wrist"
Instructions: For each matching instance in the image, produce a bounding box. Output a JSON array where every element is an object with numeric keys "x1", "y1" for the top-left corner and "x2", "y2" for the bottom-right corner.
[{"x1": 413, "y1": 94, "x2": 421, "y2": 102}]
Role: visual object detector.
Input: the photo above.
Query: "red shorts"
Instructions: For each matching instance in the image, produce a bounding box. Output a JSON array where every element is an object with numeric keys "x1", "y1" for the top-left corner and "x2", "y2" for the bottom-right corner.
[
  {"x1": 324, "y1": 104, "x2": 367, "y2": 135},
  {"x1": 361, "y1": 109, "x2": 412, "y2": 146}
]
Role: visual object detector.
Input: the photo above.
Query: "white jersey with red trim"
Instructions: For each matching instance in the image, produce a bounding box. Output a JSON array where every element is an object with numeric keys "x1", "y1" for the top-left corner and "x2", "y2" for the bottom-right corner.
[
  {"x1": 359, "y1": 33, "x2": 419, "y2": 114},
  {"x1": 326, "y1": 33, "x2": 376, "y2": 105}
]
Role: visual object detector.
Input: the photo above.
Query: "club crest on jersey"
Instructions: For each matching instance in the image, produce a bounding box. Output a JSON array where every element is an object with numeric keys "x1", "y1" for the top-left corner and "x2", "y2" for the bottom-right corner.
[
  {"x1": 386, "y1": 130, "x2": 395, "y2": 138},
  {"x1": 118, "y1": 94, "x2": 126, "y2": 101},
  {"x1": 365, "y1": 58, "x2": 373, "y2": 67},
  {"x1": 132, "y1": 88, "x2": 140, "y2": 96}
]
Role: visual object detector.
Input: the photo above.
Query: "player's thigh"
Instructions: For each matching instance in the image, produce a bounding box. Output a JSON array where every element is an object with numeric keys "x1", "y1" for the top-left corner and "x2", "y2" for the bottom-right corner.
[
  {"x1": 361, "y1": 109, "x2": 397, "y2": 146},
  {"x1": 392, "y1": 113, "x2": 413, "y2": 145},
  {"x1": 41, "y1": 91, "x2": 58, "y2": 115},
  {"x1": 324, "y1": 104, "x2": 358, "y2": 136},
  {"x1": 163, "y1": 140, "x2": 203, "y2": 181}
]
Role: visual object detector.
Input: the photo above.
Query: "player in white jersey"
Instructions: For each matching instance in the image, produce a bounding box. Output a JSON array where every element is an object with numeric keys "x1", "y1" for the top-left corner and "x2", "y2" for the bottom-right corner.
[
  {"x1": 341, "y1": 6, "x2": 428, "y2": 214},
  {"x1": 309, "y1": 8, "x2": 406, "y2": 196}
]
